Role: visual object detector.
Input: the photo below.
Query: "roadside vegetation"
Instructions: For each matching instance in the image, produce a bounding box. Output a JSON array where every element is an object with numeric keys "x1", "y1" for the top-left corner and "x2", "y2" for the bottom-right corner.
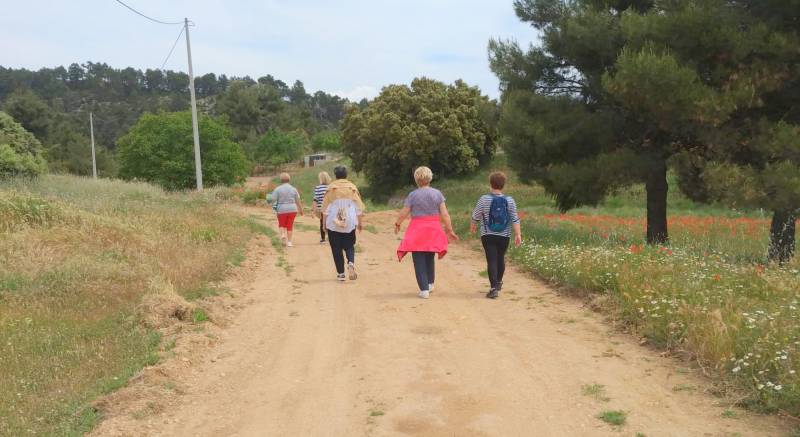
[{"x1": 0, "y1": 175, "x2": 256, "y2": 436}]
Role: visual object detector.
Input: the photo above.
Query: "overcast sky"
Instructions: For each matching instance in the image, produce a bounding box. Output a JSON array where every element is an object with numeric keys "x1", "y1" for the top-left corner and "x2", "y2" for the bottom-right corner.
[{"x1": 0, "y1": 0, "x2": 539, "y2": 100}]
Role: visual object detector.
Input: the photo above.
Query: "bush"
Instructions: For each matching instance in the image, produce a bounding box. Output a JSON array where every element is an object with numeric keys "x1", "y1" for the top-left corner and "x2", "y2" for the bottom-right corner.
[
  {"x1": 117, "y1": 111, "x2": 249, "y2": 190},
  {"x1": 247, "y1": 129, "x2": 308, "y2": 169},
  {"x1": 0, "y1": 112, "x2": 47, "y2": 178},
  {"x1": 341, "y1": 77, "x2": 497, "y2": 195}
]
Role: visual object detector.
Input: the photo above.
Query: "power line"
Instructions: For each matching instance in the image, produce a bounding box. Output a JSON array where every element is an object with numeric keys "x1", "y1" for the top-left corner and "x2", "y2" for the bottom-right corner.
[
  {"x1": 113, "y1": 0, "x2": 183, "y2": 25},
  {"x1": 160, "y1": 26, "x2": 186, "y2": 70}
]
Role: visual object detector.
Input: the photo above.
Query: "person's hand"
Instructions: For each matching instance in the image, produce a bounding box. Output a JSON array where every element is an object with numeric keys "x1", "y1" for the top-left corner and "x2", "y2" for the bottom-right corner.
[
  {"x1": 357, "y1": 223, "x2": 363, "y2": 233},
  {"x1": 469, "y1": 222, "x2": 477, "y2": 234},
  {"x1": 394, "y1": 222, "x2": 401, "y2": 235},
  {"x1": 514, "y1": 234, "x2": 523, "y2": 247},
  {"x1": 447, "y1": 230, "x2": 460, "y2": 242}
]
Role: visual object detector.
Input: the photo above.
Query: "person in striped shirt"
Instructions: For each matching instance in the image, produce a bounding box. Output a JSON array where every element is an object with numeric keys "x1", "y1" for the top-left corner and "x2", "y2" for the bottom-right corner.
[
  {"x1": 313, "y1": 171, "x2": 332, "y2": 244},
  {"x1": 470, "y1": 172, "x2": 522, "y2": 299}
]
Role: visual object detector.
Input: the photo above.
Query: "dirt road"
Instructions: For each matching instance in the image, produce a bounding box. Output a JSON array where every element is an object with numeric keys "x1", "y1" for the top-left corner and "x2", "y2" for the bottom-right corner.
[{"x1": 93, "y1": 209, "x2": 790, "y2": 436}]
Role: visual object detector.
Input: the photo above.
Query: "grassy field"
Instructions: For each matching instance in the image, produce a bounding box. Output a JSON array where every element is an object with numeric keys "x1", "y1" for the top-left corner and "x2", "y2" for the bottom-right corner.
[
  {"x1": 0, "y1": 175, "x2": 257, "y2": 436},
  {"x1": 284, "y1": 154, "x2": 800, "y2": 416}
]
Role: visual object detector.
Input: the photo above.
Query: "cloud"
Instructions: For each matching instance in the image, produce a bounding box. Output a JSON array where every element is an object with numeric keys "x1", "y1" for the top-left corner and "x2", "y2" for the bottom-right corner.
[{"x1": 332, "y1": 85, "x2": 380, "y2": 102}]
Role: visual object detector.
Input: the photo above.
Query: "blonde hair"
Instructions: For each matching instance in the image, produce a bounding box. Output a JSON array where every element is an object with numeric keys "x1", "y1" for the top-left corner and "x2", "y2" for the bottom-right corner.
[
  {"x1": 318, "y1": 171, "x2": 331, "y2": 185},
  {"x1": 413, "y1": 166, "x2": 433, "y2": 186},
  {"x1": 279, "y1": 173, "x2": 291, "y2": 183}
]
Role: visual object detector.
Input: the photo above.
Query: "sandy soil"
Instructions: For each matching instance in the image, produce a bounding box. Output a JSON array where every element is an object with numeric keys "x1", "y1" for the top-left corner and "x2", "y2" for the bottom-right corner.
[{"x1": 91, "y1": 209, "x2": 792, "y2": 437}]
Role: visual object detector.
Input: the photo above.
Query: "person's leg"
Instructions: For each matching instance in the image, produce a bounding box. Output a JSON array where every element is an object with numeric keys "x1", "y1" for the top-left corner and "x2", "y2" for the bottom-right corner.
[
  {"x1": 426, "y1": 252, "x2": 435, "y2": 287},
  {"x1": 344, "y1": 230, "x2": 356, "y2": 264},
  {"x1": 411, "y1": 252, "x2": 430, "y2": 291},
  {"x1": 285, "y1": 213, "x2": 297, "y2": 246},
  {"x1": 345, "y1": 231, "x2": 357, "y2": 280},
  {"x1": 328, "y1": 231, "x2": 345, "y2": 275},
  {"x1": 481, "y1": 236, "x2": 499, "y2": 289},
  {"x1": 496, "y1": 236, "x2": 510, "y2": 289},
  {"x1": 319, "y1": 217, "x2": 326, "y2": 242}
]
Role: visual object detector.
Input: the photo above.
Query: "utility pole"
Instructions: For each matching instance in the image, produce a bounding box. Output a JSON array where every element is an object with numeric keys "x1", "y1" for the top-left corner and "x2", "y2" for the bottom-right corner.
[
  {"x1": 89, "y1": 112, "x2": 97, "y2": 179},
  {"x1": 185, "y1": 17, "x2": 203, "y2": 191}
]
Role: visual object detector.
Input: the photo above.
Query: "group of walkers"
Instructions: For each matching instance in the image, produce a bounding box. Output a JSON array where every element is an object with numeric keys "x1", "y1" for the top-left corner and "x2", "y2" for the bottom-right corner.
[{"x1": 268, "y1": 165, "x2": 522, "y2": 299}]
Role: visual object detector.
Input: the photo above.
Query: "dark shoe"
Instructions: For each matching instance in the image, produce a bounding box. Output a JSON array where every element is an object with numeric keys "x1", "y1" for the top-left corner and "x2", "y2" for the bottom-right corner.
[
  {"x1": 497, "y1": 281, "x2": 503, "y2": 291},
  {"x1": 486, "y1": 289, "x2": 498, "y2": 299}
]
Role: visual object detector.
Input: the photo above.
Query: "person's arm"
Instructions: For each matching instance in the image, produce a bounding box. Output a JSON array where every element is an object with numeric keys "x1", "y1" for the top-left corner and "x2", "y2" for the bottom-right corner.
[
  {"x1": 510, "y1": 198, "x2": 522, "y2": 247},
  {"x1": 295, "y1": 191, "x2": 304, "y2": 216},
  {"x1": 513, "y1": 222, "x2": 522, "y2": 247},
  {"x1": 394, "y1": 207, "x2": 411, "y2": 234},
  {"x1": 439, "y1": 202, "x2": 459, "y2": 241},
  {"x1": 470, "y1": 197, "x2": 482, "y2": 234}
]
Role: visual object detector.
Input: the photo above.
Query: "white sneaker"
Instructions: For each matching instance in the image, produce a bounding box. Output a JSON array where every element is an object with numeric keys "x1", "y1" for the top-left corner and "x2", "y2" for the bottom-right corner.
[
  {"x1": 428, "y1": 284, "x2": 434, "y2": 294},
  {"x1": 287, "y1": 241, "x2": 294, "y2": 247},
  {"x1": 418, "y1": 289, "x2": 430, "y2": 299},
  {"x1": 347, "y1": 262, "x2": 357, "y2": 280},
  {"x1": 337, "y1": 274, "x2": 346, "y2": 282}
]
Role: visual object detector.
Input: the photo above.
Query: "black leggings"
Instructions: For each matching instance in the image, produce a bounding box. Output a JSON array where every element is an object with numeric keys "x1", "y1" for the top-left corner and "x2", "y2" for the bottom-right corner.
[
  {"x1": 319, "y1": 216, "x2": 326, "y2": 241},
  {"x1": 328, "y1": 230, "x2": 356, "y2": 274},
  {"x1": 411, "y1": 252, "x2": 436, "y2": 291},
  {"x1": 481, "y1": 235, "x2": 510, "y2": 290}
]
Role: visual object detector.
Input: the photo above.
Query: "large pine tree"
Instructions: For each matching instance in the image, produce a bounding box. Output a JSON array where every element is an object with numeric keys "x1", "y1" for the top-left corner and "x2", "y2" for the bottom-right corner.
[{"x1": 490, "y1": 0, "x2": 792, "y2": 246}]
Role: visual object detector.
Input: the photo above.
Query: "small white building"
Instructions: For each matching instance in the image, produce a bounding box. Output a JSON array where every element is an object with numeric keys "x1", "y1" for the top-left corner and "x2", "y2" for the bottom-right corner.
[{"x1": 304, "y1": 153, "x2": 329, "y2": 168}]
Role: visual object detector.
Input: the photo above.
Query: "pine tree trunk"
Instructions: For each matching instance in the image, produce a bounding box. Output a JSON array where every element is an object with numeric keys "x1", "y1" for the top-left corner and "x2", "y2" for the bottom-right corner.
[
  {"x1": 768, "y1": 210, "x2": 796, "y2": 264},
  {"x1": 646, "y1": 160, "x2": 669, "y2": 245}
]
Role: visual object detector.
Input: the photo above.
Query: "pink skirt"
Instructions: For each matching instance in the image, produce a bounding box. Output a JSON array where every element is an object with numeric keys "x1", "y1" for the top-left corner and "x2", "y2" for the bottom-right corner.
[{"x1": 397, "y1": 216, "x2": 448, "y2": 261}]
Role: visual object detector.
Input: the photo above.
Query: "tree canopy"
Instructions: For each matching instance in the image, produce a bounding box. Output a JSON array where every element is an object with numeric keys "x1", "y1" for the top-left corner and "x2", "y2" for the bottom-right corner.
[
  {"x1": 491, "y1": 0, "x2": 797, "y2": 250},
  {"x1": 342, "y1": 78, "x2": 497, "y2": 195},
  {"x1": 0, "y1": 111, "x2": 47, "y2": 178},
  {"x1": 117, "y1": 111, "x2": 248, "y2": 190},
  {"x1": 0, "y1": 63, "x2": 350, "y2": 176}
]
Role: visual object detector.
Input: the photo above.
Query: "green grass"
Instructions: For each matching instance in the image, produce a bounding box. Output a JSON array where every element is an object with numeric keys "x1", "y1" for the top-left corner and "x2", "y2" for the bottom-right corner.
[
  {"x1": 370, "y1": 410, "x2": 385, "y2": 417},
  {"x1": 191, "y1": 308, "x2": 210, "y2": 323},
  {"x1": 0, "y1": 175, "x2": 256, "y2": 436},
  {"x1": 581, "y1": 383, "x2": 610, "y2": 402},
  {"x1": 596, "y1": 410, "x2": 627, "y2": 426},
  {"x1": 184, "y1": 285, "x2": 222, "y2": 301}
]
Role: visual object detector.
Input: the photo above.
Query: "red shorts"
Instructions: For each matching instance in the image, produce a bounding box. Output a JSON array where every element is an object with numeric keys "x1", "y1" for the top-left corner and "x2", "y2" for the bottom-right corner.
[{"x1": 277, "y1": 212, "x2": 297, "y2": 231}]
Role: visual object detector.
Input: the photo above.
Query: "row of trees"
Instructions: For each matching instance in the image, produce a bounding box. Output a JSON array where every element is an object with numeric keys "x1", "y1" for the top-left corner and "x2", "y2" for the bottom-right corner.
[
  {"x1": 0, "y1": 63, "x2": 351, "y2": 178},
  {"x1": 490, "y1": 0, "x2": 799, "y2": 262}
]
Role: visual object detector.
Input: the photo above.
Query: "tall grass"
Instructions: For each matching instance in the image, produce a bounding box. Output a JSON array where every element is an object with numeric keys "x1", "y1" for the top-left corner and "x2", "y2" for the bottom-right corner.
[{"x1": 0, "y1": 175, "x2": 255, "y2": 436}]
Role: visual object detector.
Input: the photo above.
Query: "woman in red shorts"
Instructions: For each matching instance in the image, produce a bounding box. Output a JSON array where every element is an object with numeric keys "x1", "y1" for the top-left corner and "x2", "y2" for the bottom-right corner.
[{"x1": 270, "y1": 173, "x2": 304, "y2": 247}]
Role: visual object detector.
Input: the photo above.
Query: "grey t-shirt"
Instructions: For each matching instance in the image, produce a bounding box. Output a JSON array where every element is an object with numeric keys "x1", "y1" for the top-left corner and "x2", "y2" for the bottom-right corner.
[
  {"x1": 272, "y1": 183, "x2": 299, "y2": 214},
  {"x1": 403, "y1": 187, "x2": 445, "y2": 217}
]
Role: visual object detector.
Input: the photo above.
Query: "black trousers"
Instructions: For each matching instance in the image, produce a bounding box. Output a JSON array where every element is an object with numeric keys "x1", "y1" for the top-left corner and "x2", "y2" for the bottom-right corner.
[
  {"x1": 328, "y1": 230, "x2": 356, "y2": 274},
  {"x1": 411, "y1": 252, "x2": 436, "y2": 291},
  {"x1": 319, "y1": 216, "x2": 326, "y2": 241},
  {"x1": 481, "y1": 235, "x2": 510, "y2": 290}
]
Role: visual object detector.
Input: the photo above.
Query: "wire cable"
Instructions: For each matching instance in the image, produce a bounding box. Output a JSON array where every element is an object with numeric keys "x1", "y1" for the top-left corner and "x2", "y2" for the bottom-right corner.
[
  {"x1": 114, "y1": 0, "x2": 183, "y2": 25},
  {"x1": 160, "y1": 26, "x2": 186, "y2": 70}
]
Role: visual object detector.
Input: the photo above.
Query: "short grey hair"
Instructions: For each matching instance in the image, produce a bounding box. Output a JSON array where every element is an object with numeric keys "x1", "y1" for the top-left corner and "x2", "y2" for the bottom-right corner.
[{"x1": 414, "y1": 166, "x2": 433, "y2": 186}]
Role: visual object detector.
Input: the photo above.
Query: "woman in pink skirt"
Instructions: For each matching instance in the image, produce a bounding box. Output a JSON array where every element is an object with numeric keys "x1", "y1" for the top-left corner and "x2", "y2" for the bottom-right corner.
[{"x1": 395, "y1": 166, "x2": 459, "y2": 299}]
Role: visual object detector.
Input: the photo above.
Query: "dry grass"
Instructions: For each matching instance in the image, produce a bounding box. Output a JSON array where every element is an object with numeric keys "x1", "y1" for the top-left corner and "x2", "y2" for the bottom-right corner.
[{"x1": 0, "y1": 175, "x2": 256, "y2": 436}]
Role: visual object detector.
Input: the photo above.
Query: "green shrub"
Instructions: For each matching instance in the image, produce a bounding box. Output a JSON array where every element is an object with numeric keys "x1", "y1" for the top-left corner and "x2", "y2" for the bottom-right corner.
[
  {"x1": 0, "y1": 112, "x2": 47, "y2": 178},
  {"x1": 117, "y1": 111, "x2": 249, "y2": 190}
]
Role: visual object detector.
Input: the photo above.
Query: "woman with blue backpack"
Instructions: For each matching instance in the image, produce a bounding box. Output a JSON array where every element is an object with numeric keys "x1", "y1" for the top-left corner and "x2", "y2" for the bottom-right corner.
[{"x1": 470, "y1": 172, "x2": 522, "y2": 299}]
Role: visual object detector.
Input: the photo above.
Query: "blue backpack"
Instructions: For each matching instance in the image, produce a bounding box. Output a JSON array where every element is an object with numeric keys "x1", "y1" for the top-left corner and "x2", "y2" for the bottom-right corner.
[{"x1": 486, "y1": 195, "x2": 510, "y2": 232}]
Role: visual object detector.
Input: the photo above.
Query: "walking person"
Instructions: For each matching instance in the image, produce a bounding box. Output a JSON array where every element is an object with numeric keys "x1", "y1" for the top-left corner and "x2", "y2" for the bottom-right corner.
[
  {"x1": 470, "y1": 172, "x2": 522, "y2": 299},
  {"x1": 313, "y1": 171, "x2": 332, "y2": 244},
  {"x1": 395, "y1": 166, "x2": 458, "y2": 299},
  {"x1": 269, "y1": 173, "x2": 304, "y2": 247},
  {"x1": 321, "y1": 166, "x2": 365, "y2": 281}
]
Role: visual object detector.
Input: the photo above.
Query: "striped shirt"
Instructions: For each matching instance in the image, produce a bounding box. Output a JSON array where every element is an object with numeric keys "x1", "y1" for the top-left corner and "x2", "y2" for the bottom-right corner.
[
  {"x1": 471, "y1": 194, "x2": 520, "y2": 237},
  {"x1": 313, "y1": 184, "x2": 329, "y2": 207}
]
